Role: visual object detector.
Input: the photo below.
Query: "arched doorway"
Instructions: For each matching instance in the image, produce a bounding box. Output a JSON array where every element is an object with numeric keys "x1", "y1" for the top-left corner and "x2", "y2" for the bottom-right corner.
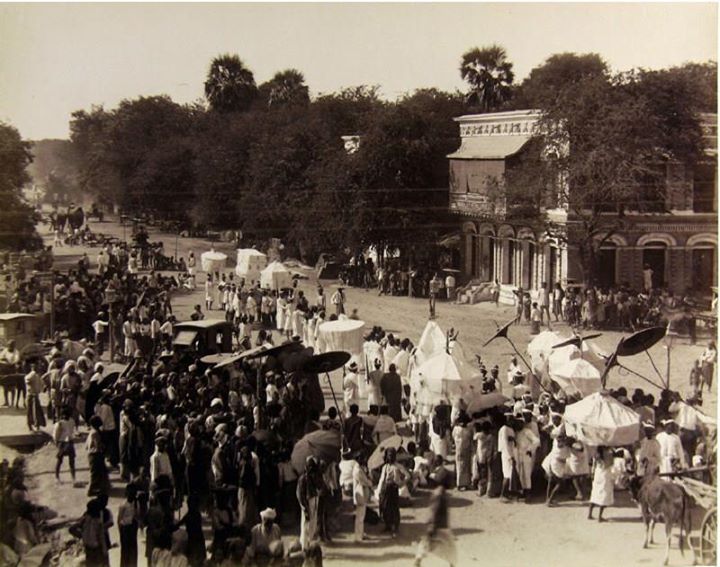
[
  {"x1": 642, "y1": 242, "x2": 667, "y2": 289},
  {"x1": 637, "y1": 234, "x2": 676, "y2": 290},
  {"x1": 687, "y1": 234, "x2": 718, "y2": 294},
  {"x1": 597, "y1": 243, "x2": 617, "y2": 289}
]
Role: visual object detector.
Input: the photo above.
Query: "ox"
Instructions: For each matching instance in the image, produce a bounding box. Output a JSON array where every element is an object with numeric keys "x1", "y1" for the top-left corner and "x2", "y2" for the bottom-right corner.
[{"x1": 628, "y1": 474, "x2": 691, "y2": 565}]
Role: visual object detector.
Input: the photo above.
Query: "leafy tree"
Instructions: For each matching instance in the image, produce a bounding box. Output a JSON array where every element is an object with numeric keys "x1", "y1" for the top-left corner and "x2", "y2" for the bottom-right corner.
[
  {"x1": 70, "y1": 96, "x2": 199, "y2": 217},
  {"x1": 69, "y1": 105, "x2": 120, "y2": 205},
  {"x1": 204, "y1": 54, "x2": 258, "y2": 113},
  {"x1": 513, "y1": 52, "x2": 609, "y2": 108},
  {"x1": 0, "y1": 122, "x2": 41, "y2": 251},
  {"x1": 459, "y1": 45, "x2": 515, "y2": 112},
  {"x1": 507, "y1": 72, "x2": 705, "y2": 284},
  {"x1": 312, "y1": 85, "x2": 384, "y2": 138},
  {"x1": 188, "y1": 110, "x2": 259, "y2": 230},
  {"x1": 260, "y1": 69, "x2": 310, "y2": 108},
  {"x1": 346, "y1": 90, "x2": 464, "y2": 259}
]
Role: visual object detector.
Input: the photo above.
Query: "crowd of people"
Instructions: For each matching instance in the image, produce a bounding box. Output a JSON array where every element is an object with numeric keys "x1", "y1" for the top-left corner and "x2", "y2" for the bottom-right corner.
[
  {"x1": 496, "y1": 279, "x2": 712, "y2": 339},
  {"x1": 0, "y1": 227, "x2": 716, "y2": 567}
]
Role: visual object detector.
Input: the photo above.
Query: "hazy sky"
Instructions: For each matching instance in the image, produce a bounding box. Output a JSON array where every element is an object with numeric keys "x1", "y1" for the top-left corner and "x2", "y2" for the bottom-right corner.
[{"x1": 0, "y1": 2, "x2": 716, "y2": 140}]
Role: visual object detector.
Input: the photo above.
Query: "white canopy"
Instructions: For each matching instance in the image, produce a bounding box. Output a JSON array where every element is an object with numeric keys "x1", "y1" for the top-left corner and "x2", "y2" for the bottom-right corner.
[
  {"x1": 412, "y1": 350, "x2": 483, "y2": 400},
  {"x1": 564, "y1": 391, "x2": 641, "y2": 446},
  {"x1": 318, "y1": 319, "x2": 365, "y2": 354},
  {"x1": 550, "y1": 358, "x2": 602, "y2": 398},
  {"x1": 235, "y1": 249, "x2": 268, "y2": 285},
  {"x1": 547, "y1": 342, "x2": 606, "y2": 374},
  {"x1": 527, "y1": 330, "x2": 564, "y2": 360},
  {"x1": 260, "y1": 261, "x2": 292, "y2": 291},
  {"x1": 201, "y1": 250, "x2": 228, "y2": 273},
  {"x1": 416, "y1": 320, "x2": 447, "y2": 364}
]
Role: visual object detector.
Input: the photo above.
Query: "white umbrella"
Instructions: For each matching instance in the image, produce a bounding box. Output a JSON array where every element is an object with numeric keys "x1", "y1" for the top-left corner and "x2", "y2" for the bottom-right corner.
[
  {"x1": 416, "y1": 320, "x2": 447, "y2": 365},
  {"x1": 564, "y1": 391, "x2": 641, "y2": 446},
  {"x1": 318, "y1": 319, "x2": 365, "y2": 354},
  {"x1": 550, "y1": 358, "x2": 602, "y2": 398},
  {"x1": 414, "y1": 351, "x2": 483, "y2": 400},
  {"x1": 527, "y1": 330, "x2": 565, "y2": 359},
  {"x1": 201, "y1": 250, "x2": 228, "y2": 273},
  {"x1": 548, "y1": 344, "x2": 583, "y2": 374},
  {"x1": 368, "y1": 434, "x2": 406, "y2": 470},
  {"x1": 260, "y1": 261, "x2": 292, "y2": 291}
]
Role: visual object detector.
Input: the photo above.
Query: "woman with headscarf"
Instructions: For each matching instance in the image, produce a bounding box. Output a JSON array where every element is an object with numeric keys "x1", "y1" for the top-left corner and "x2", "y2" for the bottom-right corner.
[{"x1": 377, "y1": 448, "x2": 406, "y2": 538}]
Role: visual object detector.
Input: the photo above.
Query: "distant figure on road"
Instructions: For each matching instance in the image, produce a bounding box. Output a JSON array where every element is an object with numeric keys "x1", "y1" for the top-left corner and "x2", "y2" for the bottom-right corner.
[{"x1": 429, "y1": 274, "x2": 442, "y2": 319}]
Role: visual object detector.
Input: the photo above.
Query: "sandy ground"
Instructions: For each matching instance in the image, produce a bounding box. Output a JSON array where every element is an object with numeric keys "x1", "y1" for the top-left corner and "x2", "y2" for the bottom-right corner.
[{"x1": 1, "y1": 216, "x2": 716, "y2": 567}]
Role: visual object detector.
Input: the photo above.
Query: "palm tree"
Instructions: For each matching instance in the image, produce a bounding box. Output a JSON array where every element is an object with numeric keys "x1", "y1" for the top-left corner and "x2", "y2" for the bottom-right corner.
[
  {"x1": 460, "y1": 45, "x2": 515, "y2": 112},
  {"x1": 265, "y1": 69, "x2": 310, "y2": 107},
  {"x1": 204, "y1": 54, "x2": 258, "y2": 113}
]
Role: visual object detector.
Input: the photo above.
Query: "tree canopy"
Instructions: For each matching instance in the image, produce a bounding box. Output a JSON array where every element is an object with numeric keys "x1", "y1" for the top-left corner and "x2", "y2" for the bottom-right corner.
[
  {"x1": 512, "y1": 52, "x2": 609, "y2": 108},
  {"x1": 459, "y1": 45, "x2": 515, "y2": 112},
  {"x1": 204, "y1": 54, "x2": 258, "y2": 113},
  {"x1": 0, "y1": 122, "x2": 41, "y2": 251},
  {"x1": 507, "y1": 68, "x2": 710, "y2": 284}
]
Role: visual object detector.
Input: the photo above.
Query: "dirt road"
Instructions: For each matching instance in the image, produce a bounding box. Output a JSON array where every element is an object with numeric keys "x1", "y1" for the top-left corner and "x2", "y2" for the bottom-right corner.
[{"x1": 3, "y1": 216, "x2": 713, "y2": 567}]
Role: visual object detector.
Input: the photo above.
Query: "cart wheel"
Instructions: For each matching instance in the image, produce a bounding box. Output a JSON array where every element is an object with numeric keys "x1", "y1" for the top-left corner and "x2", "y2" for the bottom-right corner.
[{"x1": 700, "y1": 507, "x2": 717, "y2": 565}]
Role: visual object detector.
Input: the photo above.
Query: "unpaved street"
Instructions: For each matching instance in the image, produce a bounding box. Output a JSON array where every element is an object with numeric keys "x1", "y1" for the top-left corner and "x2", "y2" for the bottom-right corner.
[{"x1": 3, "y1": 216, "x2": 714, "y2": 567}]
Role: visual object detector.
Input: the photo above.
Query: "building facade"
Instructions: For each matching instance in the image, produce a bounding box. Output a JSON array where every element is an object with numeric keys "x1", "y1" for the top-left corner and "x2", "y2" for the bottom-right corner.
[{"x1": 448, "y1": 110, "x2": 717, "y2": 301}]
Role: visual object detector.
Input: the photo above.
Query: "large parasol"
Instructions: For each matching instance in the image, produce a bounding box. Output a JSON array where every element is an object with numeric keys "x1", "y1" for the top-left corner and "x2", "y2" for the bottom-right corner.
[
  {"x1": 412, "y1": 351, "x2": 483, "y2": 405},
  {"x1": 260, "y1": 261, "x2": 292, "y2": 291},
  {"x1": 201, "y1": 250, "x2": 228, "y2": 273},
  {"x1": 368, "y1": 434, "x2": 406, "y2": 470},
  {"x1": 317, "y1": 320, "x2": 365, "y2": 354},
  {"x1": 563, "y1": 391, "x2": 641, "y2": 446},
  {"x1": 549, "y1": 358, "x2": 602, "y2": 398},
  {"x1": 291, "y1": 429, "x2": 342, "y2": 474},
  {"x1": 527, "y1": 330, "x2": 565, "y2": 360}
]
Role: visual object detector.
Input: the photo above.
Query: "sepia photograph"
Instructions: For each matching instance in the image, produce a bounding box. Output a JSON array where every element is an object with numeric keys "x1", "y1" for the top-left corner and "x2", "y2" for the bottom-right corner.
[{"x1": 0, "y1": 2, "x2": 717, "y2": 566}]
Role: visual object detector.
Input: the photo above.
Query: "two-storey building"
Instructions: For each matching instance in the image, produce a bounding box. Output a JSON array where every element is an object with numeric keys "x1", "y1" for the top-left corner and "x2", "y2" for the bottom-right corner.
[{"x1": 448, "y1": 110, "x2": 717, "y2": 302}]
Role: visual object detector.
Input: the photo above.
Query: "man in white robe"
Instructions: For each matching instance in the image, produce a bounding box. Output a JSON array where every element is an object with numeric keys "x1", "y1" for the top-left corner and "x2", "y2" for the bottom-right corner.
[
  {"x1": 656, "y1": 419, "x2": 687, "y2": 474},
  {"x1": 516, "y1": 417, "x2": 540, "y2": 498},
  {"x1": 497, "y1": 416, "x2": 518, "y2": 500}
]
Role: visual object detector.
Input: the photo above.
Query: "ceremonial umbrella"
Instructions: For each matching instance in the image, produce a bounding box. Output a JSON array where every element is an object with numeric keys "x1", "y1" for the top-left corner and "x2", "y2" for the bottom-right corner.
[
  {"x1": 368, "y1": 435, "x2": 406, "y2": 470},
  {"x1": 465, "y1": 392, "x2": 510, "y2": 415},
  {"x1": 201, "y1": 250, "x2": 228, "y2": 273},
  {"x1": 414, "y1": 351, "x2": 483, "y2": 399},
  {"x1": 549, "y1": 358, "x2": 602, "y2": 398},
  {"x1": 527, "y1": 330, "x2": 564, "y2": 360},
  {"x1": 291, "y1": 429, "x2": 342, "y2": 474},
  {"x1": 563, "y1": 391, "x2": 641, "y2": 446}
]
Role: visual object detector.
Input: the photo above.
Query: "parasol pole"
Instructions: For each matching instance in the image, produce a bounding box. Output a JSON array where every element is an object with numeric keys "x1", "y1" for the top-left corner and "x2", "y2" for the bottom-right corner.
[
  {"x1": 614, "y1": 362, "x2": 666, "y2": 391},
  {"x1": 664, "y1": 335, "x2": 673, "y2": 391},
  {"x1": 324, "y1": 370, "x2": 345, "y2": 429},
  {"x1": 644, "y1": 350, "x2": 665, "y2": 384}
]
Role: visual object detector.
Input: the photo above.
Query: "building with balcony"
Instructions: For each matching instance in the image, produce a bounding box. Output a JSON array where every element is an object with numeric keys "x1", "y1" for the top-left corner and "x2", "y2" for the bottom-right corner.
[{"x1": 448, "y1": 110, "x2": 717, "y2": 301}]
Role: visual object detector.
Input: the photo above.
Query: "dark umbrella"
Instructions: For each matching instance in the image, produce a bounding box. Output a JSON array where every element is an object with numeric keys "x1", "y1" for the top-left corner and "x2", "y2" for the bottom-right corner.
[{"x1": 291, "y1": 429, "x2": 342, "y2": 474}]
